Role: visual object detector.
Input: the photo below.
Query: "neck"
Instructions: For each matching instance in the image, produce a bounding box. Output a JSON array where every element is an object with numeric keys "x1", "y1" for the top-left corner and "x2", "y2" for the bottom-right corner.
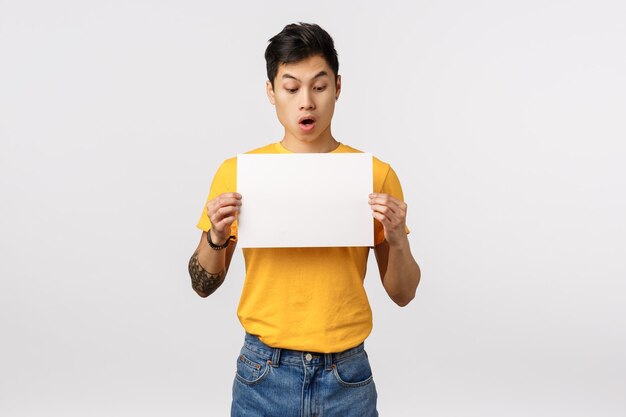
[{"x1": 281, "y1": 128, "x2": 340, "y2": 153}]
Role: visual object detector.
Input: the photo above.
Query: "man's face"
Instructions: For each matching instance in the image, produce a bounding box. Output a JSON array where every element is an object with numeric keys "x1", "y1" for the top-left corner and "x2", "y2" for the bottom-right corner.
[{"x1": 266, "y1": 54, "x2": 341, "y2": 146}]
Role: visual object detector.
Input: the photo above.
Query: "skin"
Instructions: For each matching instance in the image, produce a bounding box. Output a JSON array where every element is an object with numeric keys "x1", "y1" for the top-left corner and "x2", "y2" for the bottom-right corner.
[
  {"x1": 188, "y1": 193, "x2": 240, "y2": 298},
  {"x1": 189, "y1": 54, "x2": 420, "y2": 306},
  {"x1": 265, "y1": 55, "x2": 341, "y2": 153}
]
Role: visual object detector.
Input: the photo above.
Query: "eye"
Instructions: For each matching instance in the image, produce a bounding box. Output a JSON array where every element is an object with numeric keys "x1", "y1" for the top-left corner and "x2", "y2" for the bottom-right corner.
[
  {"x1": 314, "y1": 85, "x2": 327, "y2": 92},
  {"x1": 285, "y1": 87, "x2": 298, "y2": 94}
]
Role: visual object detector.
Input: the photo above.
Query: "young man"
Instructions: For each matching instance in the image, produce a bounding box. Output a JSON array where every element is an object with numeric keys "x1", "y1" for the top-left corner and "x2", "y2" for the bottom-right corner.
[{"x1": 188, "y1": 23, "x2": 420, "y2": 417}]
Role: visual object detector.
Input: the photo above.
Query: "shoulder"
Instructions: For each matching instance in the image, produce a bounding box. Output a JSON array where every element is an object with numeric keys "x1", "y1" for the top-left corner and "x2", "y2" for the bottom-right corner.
[
  {"x1": 244, "y1": 143, "x2": 279, "y2": 154},
  {"x1": 215, "y1": 155, "x2": 237, "y2": 177},
  {"x1": 214, "y1": 143, "x2": 278, "y2": 175},
  {"x1": 373, "y1": 156, "x2": 391, "y2": 177},
  {"x1": 339, "y1": 143, "x2": 392, "y2": 185}
]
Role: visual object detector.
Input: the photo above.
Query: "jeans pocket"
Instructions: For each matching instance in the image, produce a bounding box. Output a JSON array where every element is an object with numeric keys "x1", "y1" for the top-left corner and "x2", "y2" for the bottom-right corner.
[
  {"x1": 235, "y1": 349, "x2": 271, "y2": 386},
  {"x1": 332, "y1": 351, "x2": 374, "y2": 388}
]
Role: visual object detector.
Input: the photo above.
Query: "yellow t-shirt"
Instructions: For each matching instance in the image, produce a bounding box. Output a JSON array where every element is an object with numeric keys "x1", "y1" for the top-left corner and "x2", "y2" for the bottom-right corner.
[{"x1": 197, "y1": 142, "x2": 408, "y2": 353}]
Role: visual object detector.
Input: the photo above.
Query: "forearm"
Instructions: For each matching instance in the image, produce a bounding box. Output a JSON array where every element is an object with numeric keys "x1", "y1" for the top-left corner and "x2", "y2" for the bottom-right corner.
[
  {"x1": 187, "y1": 233, "x2": 229, "y2": 297},
  {"x1": 382, "y1": 238, "x2": 421, "y2": 306}
]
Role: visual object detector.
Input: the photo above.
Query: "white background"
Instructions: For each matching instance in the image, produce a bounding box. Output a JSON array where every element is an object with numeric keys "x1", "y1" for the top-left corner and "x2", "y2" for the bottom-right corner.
[{"x1": 1, "y1": 0, "x2": 625, "y2": 416}]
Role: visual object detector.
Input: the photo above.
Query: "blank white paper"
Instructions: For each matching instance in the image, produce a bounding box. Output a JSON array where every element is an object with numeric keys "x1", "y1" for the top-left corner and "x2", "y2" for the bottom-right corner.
[{"x1": 236, "y1": 153, "x2": 373, "y2": 248}]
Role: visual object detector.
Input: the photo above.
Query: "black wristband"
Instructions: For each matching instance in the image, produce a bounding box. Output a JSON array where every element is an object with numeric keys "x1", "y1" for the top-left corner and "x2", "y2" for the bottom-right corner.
[{"x1": 207, "y1": 230, "x2": 235, "y2": 251}]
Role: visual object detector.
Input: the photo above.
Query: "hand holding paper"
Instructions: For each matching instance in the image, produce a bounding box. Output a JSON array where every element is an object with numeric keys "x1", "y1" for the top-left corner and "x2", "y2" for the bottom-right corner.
[
  {"x1": 205, "y1": 192, "x2": 242, "y2": 243},
  {"x1": 368, "y1": 193, "x2": 408, "y2": 247}
]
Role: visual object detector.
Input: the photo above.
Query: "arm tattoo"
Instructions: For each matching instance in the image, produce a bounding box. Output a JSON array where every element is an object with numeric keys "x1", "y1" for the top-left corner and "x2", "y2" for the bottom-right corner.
[{"x1": 188, "y1": 250, "x2": 226, "y2": 296}]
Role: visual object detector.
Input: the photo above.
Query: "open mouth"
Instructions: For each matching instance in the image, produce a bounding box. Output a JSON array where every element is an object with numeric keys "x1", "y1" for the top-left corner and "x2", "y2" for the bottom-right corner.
[{"x1": 298, "y1": 115, "x2": 316, "y2": 132}]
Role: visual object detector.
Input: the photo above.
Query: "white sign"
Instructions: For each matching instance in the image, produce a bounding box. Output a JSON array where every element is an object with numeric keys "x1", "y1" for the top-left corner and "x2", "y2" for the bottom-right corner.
[{"x1": 236, "y1": 153, "x2": 374, "y2": 248}]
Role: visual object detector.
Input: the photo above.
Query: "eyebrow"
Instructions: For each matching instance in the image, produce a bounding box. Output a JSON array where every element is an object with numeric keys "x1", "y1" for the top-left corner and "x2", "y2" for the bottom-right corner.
[{"x1": 281, "y1": 70, "x2": 329, "y2": 82}]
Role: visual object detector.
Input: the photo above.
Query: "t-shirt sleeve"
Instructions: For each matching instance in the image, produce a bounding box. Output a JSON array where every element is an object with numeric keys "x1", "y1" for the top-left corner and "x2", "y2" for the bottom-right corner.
[
  {"x1": 374, "y1": 165, "x2": 410, "y2": 246},
  {"x1": 196, "y1": 158, "x2": 238, "y2": 237}
]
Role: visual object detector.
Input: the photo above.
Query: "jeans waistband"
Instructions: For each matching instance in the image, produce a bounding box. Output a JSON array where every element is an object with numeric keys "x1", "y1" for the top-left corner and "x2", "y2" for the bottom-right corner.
[{"x1": 242, "y1": 332, "x2": 366, "y2": 370}]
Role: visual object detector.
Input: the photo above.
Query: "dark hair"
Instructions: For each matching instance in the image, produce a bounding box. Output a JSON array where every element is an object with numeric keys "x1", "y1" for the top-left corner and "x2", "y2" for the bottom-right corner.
[{"x1": 265, "y1": 22, "x2": 339, "y2": 89}]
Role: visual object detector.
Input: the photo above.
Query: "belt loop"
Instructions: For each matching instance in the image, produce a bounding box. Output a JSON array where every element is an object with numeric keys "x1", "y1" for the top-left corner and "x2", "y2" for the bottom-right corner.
[
  {"x1": 324, "y1": 353, "x2": 333, "y2": 371},
  {"x1": 270, "y1": 348, "x2": 281, "y2": 368}
]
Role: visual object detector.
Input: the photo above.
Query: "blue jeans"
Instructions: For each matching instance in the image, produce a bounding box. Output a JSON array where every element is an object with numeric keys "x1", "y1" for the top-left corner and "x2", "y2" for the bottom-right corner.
[{"x1": 231, "y1": 333, "x2": 378, "y2": 417}]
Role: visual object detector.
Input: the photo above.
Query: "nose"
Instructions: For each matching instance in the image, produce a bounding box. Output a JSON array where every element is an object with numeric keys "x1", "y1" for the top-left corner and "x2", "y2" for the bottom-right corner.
[{"x1": 299, "y1": 90, "x2": 315, "y2": 110}]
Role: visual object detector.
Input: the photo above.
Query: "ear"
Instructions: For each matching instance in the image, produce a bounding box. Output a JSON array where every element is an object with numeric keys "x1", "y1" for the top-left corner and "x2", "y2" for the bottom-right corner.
[
  {"x1": 335, "y1": 74, "x2": 342, "y2": 101},
  {"x1": 266, "y1": 80, "x2": 276, "y2": 105}
]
